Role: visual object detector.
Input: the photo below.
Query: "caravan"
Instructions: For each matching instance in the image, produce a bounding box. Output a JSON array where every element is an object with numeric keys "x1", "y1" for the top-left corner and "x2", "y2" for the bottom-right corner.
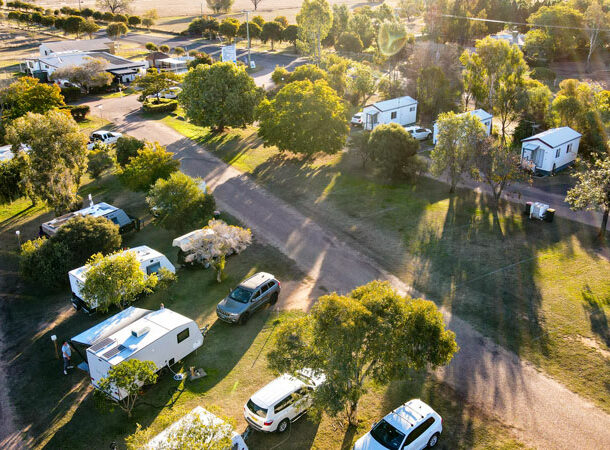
[
  {"x1": 69, "y1": 246, "x2": 175, "y2": 313},
  {"x1": 72, "y1": 308, "x2": 205, "y2": 400}
]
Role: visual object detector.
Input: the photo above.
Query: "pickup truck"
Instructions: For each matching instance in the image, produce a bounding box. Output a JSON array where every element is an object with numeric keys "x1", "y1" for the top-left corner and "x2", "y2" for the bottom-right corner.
[{"x1": 87, "y1": 130, "x2": 123, "y2": 150}]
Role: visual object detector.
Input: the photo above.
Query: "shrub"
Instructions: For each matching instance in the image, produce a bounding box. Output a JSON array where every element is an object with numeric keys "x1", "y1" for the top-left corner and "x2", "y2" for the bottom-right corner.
[
  {"x1": 20, "y1": 238, "x2": 70, "y2": 288},
  {"x1": 115, "y1": 136, "x2": 145, "y2": 167},
  {"x1": 0, "y1": 158, "x2": 25, "y2": 204},
  {"x1": 336, "y1": 31, "x2": 364, "y2": 53},
  {"x1": 368, "y1": 123, "x2": 420, "y2": 180},
  {"x1": 119, "y1": 142, "x2": 179, "y2": 191},
  {"x1": 142, "y1": 99, "x2": 178, "y2": 113},
  {"x1": 65, "y1": 104, "x2": 90, "y2": 121},
  {"x1": 87, "y1": 143, "x2": 116, "y2": 178},
  {"x1": 60, "y1": 86, "x2": 83, "y2": 101}
]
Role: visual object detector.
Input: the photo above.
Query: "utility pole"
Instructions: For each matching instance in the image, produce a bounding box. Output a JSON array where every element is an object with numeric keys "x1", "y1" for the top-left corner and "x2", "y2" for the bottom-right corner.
[{"x1": 243, "y1": 10, "x2": 251, "y2": 68}]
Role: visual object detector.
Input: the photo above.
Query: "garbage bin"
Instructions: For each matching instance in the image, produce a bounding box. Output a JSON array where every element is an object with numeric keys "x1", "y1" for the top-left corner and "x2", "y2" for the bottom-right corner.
[
  {"x1": 544, "y1": 208, "x2": 555, "y2": 222},
  {"x1": 524, "y1": 201, "x2": 533, "y2": 216}
]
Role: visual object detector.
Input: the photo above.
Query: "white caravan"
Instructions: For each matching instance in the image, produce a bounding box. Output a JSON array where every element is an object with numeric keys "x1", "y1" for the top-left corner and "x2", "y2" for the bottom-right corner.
[
  {"x1": 520, "y1": 127, "x2": 581, "y2": 175},
  {"x1": 362, "y1": 96, "x2": 418, "y2": 131},
  {"x1": 80, "y1": 308, "x2": 204, "y2": 400},
  {"x1": 69, "y1": 245, "x2": 175, "y2": 313},
  {"x1": 147, "y1": 406, "x2": 248, "y2": 450}
]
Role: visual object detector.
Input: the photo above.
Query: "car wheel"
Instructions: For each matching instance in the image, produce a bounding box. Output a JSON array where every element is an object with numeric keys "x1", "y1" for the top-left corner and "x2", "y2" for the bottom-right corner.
[
  {"x1": 270, "y1": 293, "x2": 278, "y2": 305},
  {"x1": 277, "y1": 419, "x2": 290, "y2": 433},
  {"x1": 239, "y1": 312, "x2": 250, "y2": 325},
  {"x1": 427, "y1": 433, "x2": 440, "y2": 448}
]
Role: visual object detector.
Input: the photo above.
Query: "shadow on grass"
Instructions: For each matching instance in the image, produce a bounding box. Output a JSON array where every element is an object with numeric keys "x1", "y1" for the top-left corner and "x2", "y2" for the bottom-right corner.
[{"x1": 582, "y1": 286, "x2": 610, "y2": 346}]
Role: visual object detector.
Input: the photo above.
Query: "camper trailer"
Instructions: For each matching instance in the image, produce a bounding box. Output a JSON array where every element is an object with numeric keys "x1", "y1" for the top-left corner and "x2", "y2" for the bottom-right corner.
[
  {"x1": 69, "y1": 246, "x2": 175, "y2": 313},
  {"x1": 362, "y1": 96, "x2": 418, "y2": 131},
  {"x1": 146, "y1": 406, "x2": 248, "y2": 450},
  {"x1": 72, "y1": 308, "x2": 204, "y2": 400},
  {"x1": 520, "y1": 127, "x2": 581, "y2": 175},
  {"x1": 41, "y1": 200, "x2": 139, "y2": 237}
]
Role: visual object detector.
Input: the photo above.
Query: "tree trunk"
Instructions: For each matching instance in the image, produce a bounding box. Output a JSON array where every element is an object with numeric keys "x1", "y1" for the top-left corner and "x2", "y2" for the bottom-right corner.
[
  {"x1": 598, "y1": 207, "x2": 609, "y2": 241},
  {"x1": 586, "y1": 31, "x2": 597, "y2": 74},
  {"x1": 347, "y1": 400, "x2": 359, "y2": 426}
]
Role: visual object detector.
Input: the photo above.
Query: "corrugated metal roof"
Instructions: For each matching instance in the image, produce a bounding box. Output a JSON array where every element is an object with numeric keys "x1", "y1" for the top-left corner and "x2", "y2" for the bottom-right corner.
[{"x1": 522, "y1": 127, "x2": 581, "y2": 148}]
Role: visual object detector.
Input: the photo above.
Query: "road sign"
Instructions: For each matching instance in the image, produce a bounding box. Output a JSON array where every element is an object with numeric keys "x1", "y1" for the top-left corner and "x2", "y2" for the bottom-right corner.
[{"x1": 221, "y1": 44, "x2": 237, "y2": 63}]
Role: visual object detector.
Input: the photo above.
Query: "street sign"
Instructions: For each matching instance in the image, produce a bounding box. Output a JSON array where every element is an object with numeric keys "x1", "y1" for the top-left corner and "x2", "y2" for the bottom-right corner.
[
  {"x1": 221, "y1": 44, "x2": 237, "y2": 63},
  {"x1": 250, "y1": 60, "x2": 256, "y2": 69}
]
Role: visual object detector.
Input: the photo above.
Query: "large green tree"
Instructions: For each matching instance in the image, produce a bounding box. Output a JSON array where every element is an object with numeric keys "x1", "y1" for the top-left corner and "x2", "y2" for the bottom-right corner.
[
  {"x1": 134, "y1": 69, "x2": 180, "y2": 101},
  {"x1": 566, "y1": 155, "x2": 610, "y2": 240},
  {"x1": 525, "y1": 4, "x2": 585, "y2": 61},
  {"x1": 6, "y1": 110, "x2": 88, "y2": 212},
  {"x1": 51, "y1": 58, "x2": 114, "y2": 94},
  {"x1": 267, "y1": 281, "x2": 457, "y2": 425},
  {"x1": 119, "y1": 142, "x2": 179, "y2": 191},
  {"x1": 257, "y1": 79, "x2": 348, "y2": 155},
  {"x1": 106, "y1": 21, "x2": 128, "y2": 40},
  {"x1": 297, "y1": 0, "x2": 332, "y2": 64},
  {"x1": 261, "y1": 20, "x2": 283, "y2": 50},
  {"x1": 416, "y1": 65, "x2": 460, "y2": 122},
  {"x1": 368, "y1": 123, "x2": 420, "y2": 180},
  {"x1": 0, "y1": 77, "x2": 65, "y2": 125},
  {"x1": 180, "y1": 62, "x2": 263, "y2": 132}
]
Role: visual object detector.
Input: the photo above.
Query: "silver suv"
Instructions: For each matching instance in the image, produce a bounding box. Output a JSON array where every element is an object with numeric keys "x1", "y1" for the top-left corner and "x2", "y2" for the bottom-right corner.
[{"x1": 216, "y1": 272, "x2": 280, "y2": 324}]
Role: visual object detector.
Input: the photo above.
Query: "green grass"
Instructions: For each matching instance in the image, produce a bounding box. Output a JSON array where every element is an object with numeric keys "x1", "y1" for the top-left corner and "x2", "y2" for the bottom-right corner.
[
  {"x1": 0, "y1": 173, "x2": 527, "y2": 449},
  {"x1": 162, "y1": 115, "x2": 610, "y2": 413}
]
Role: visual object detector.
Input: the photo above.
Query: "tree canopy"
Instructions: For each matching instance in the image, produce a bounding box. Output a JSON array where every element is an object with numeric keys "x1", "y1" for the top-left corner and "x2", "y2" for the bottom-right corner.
[
  {"x1": 0, "y1": 77, "x2": 65, "y2": 124},
  {"x1": 297, "y1": 0, "x2": 333, "y2": 63},
  {"x1": 135, "y1": 69, "x2": 180, "y2": 100},
  {"x1": 119, "y1": 142, "x2": 179, "y2": 191},
  {"x1": 51, "y1": 57, "x2": 113, "y2": 93},
  {"x1": 368, "y1": 123, "x2": 421, "y2": 180}
]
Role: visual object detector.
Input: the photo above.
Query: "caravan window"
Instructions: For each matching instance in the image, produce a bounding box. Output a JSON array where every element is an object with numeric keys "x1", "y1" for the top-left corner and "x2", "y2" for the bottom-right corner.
[
  {"x1": 555, "y1": 148, "x2": 560, "y2": 158},
  {"x1": 391, "y1": 111, "x2": 397, "y2": 119},
  {"x1": 177, "y1": 328, "x2": 190, "y2": 344},
  {"x1": 409, "y1": 107, "x2": 415, "y2": 112},
  {"x1": 567, "y1": 143, "x2": 573, "y2": 153},
  {"x1": 146, "y1": 262, "x2": 161, "y2": 275}
]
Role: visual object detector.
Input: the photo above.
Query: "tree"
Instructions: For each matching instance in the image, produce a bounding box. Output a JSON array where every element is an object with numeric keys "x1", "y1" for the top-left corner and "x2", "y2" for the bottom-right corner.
[
  {"x1": 398, "y1": 0, "x2": 423, "y2": 20},
  {"x1": 97, "y1": 359, "x2": 158, "y2": 417},
  {"x1": 290, "y1": 64, "x2": 326, "y2": 83},
  {"x1": 267, "y1": 281, "x2": 457, "y2": 425},
  {"x1": 368, "y1": 123, "x2": 420, "y2": 180},
  {"x1": 81, "y1": 18, "x2": 100, "y2": 38},
  {"x1": 566, "y1": 155, "x2": 610, "y2": 240},
  {"x1": 347, "y1": 11, "x2": 374, "y2": 49},
  {"x1": 257, "y1": 80, "x2": 349, "y2": 156},
  {"x1": 282, "y1": 24, "x2": 299, "y2": 51},
  {"x1": 173, "y1": 46, "x2": 185, "y2": 56},
  {"x1": 159, "y1": 44, "x2": 170, "y2": 53},
  {"x1": 525, "y1": 4, "x2": 585, "y2": 61},
  {"x1": 219, "y1": 18, "x2": 239, "y2": 42},
  {"x1": 6, "y1": 110, "x2": 88, "y2": 211},
  {"x1": 430, "y1": 112, "x2": 487, "y2": 193},
  {"x1": 0, "y1": 76, "x2": 65, "y2": 124},
  {"x1": 251, "y1": 15, "x2": 264, "y2": 28},
  {"x1": 88, "y1": 143, "x2": 116, "y2": 178},
  {"x1": 206, "y1": 0, "x2": 234, "y2": 14},
  {"x1": 187, "y1": 52, "x2": 214, "y2": 69},
  {"x1": 64, "y1": 15, "x2": 85, "y2": 37},
  {"x1": 96, "y1": 0, "x2": 133, "y2": 14},
  {"x1": 416, "y1": 65, "x2": 459, "y2": 122},
  {"x1": 119, "y1": 142, "x2": 179, "y2": 191},
  {"x1": 297, "y1": 0, "x2": 332, "y2": 64},
  {"x1": 142, "y1": 9, "x2": 157, "y2": 29},
  {"x1": 350, "y1": 130, "x2": 373, "y2": 168},
  {"x1": 335, "y1": 31, "x2": 363, "y2": 53},
  {"x1": 261, "y1": 20, "x2": 283, "y2": 50},
  {"x1": 115, "y1": 135, "x2": 145, "y2": 166},
  {"x1": 51, "y1": 58, "x2": 113, "y2": 93},
  {"x1": 147, "y1": 172, "x2": 216, "y2": 233},
  {"x1": 250, "y1": 0, "x2": 263, "y2": 11},
  {"x1": 145, "y1": 42, "x2": 158, "y2": 52},
  {"x1": 180, "y1": 62, "x2": 263, "y2": 132},
  {"x1": 583, "y1": 1, "x2": 609, "y2": 72},
  {"x1": 135, "y1": 68, "x2": 180, "y2": 101},
  {"x1": 346, "y1": 63, "x2": 376, "y2": 106},
  {"x1": 128, "y1": 15, "x2": 141, "y2": 26},
  {"x1": 238, "y1": 21, "x2": 261, "y2": 47},
  {"x1": 106, "y1": 21, "x2": 128, "y2": 40},
  {"x1": 0, "y1": 159, "x2": 25, "y2": 204}
]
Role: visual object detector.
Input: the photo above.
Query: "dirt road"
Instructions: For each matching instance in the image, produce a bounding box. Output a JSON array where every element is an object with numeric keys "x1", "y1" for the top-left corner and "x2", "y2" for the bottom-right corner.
[{"x1": 81, "y1": 95, "x2": 610, "y2": 449}]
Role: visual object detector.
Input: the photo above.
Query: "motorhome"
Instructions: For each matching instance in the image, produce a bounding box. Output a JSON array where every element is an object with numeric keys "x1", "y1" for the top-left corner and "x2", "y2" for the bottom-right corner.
[{"x1": 69, "y1": 246, "x2": 175, "y2": 313}]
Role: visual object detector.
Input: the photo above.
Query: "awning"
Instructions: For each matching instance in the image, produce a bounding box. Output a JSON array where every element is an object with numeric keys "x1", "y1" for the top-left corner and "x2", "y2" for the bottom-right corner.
[
  {"x1": 71, "y1": 306, "x2": 151, "y2": 347},
  {"x1": 109, "y1": 68, "x2": 140, "y2": 75}
]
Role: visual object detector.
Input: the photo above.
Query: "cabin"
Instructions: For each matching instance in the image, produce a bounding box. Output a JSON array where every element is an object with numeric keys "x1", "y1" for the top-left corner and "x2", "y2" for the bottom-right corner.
[
  {"x1": 432, "y1": 109, "x2": 492, "y2": 144},
  {"x1": 521, "y1": 127, "x2": 581, "y2": 175},
  {"x1": 362, "y1": 96, "x2": 418, "y2": 131}
]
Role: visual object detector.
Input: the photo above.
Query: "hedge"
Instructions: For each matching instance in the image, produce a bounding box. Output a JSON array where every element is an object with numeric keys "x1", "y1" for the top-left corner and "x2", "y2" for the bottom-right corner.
[
  {"x1": 63, "y1": 105, "x2": 90, "y2": 121},
  {"x1": 142, "y1": 99, "x2": 178, "y2": 113}
]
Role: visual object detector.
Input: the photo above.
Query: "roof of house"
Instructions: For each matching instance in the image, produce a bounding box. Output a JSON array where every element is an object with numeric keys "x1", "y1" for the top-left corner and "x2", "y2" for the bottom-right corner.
[
  {"x1": 364, "y1": 96, "x2": 418, "y2": 112},
  {"x1": 250, "y1": 373, "x2": 304, "y2": 408},
  {"x1": 42, "y1": 201, "x2": 118, "y2": 233},
  {"x1": 385, "y1": 399, "x2": 435, "y2": 432},
  {"x1": 28, "y1": 51, "x2": 145, "y2": 71},
  {"x1": 459, "y1": 108, "x2": 492, "y2": 121},
  {"x1": 522, "y1": 127, "x2": 582, "y2": 148},
  {"x1": 86, "y1": 308, "x2": 194, "y2": 366},
  {"x1": 41, "y1": 38, "x2": 112, "y2": 54},
  {"x1": 71, "y1": 307, "x2": 152, "y2": 346},
  {"x1": 489, "y1": 31, "x2": 526, "y2": 47}
]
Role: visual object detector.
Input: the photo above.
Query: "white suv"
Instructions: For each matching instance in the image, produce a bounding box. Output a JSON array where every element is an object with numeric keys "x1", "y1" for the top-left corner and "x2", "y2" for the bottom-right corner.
[
  {"x1": 87, "y1": 130, "x2": 122, "y2": 150},
  {"x1": 354, "y1": 399, "x2": 442, "y2": 449},
  {"x1": 404, "y1": 126, "x2": 432, "y2": 141},
  {"x1": 244, "y1": 369, "x2": 325, "y2": 433}
]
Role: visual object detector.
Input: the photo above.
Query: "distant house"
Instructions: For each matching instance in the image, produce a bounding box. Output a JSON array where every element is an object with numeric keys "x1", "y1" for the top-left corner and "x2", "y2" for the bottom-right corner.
[
  {"x1": 521, "y1": 127, "x2": 581, "y2": 175},
  {"x1": 362, "y1": 96, "x2": 418, "y2": 131},
  {"x1": 39, "y1": 38, "x2": 114, "y2": 56},
  {"x1": 21, "y1": 51, "x2": 146, "y2": 83},
  {"x1": 432, "y1": 109, "x2": 492, "y2": 144},
  {"x1": 145, "y1": 51, "x2": 170, "y2": 68},
  {"x1": 488, "y1": 30, "x2": 526, "y2": 48},
  {"x1": 146, "y1": 53, "x2": 194, "y2": 73}
]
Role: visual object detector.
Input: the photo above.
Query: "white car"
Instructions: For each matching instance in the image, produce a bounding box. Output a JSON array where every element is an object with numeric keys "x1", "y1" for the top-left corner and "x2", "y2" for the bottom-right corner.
[
  {"x1": 351, "y1": 112, "x2": 364, "y2": 127},
  {"x1": 148, "y1": 86, "x2": 182, "y2": 100},
  {"x1": 353, "y1": 399, "x2": 442, "y2": 450},
  {"x1": 87, "y1": 130, "x2": 122, "y2": 150},
  {"x1": 404, "y1": 126, "x2": 432, "y2": 141},
  {"x1": 244, "y1": 369, "x2": 325, "y2": 433}
]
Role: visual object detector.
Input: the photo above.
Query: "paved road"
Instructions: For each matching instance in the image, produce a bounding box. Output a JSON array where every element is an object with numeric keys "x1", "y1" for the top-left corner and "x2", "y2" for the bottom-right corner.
[{"x1": 84, "y1": 95, "x2": 610, "y2": 450}]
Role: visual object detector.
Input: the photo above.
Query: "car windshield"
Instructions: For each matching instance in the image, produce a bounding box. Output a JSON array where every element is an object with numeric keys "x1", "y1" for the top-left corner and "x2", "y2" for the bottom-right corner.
[
  {"x1": 247, "y1": 399, "x2": 267, "y2": 418},
  {"x1": 229, "y1": 286, "x2": 252, "y2": 304},
  {"x1": 370, "y1": 420, "x2": 406, "y2": 450}
]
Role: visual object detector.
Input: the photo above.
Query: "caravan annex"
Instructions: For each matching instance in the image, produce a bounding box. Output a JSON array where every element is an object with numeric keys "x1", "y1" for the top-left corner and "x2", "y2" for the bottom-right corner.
[
  {"x1": 69, "y1": 246, "x2": 175, "y2": 313},
  {"x1": 432, "y1": 109, "x2": 492, "y2": 144},
  {"x1": 72, "y1": 308, "x2": 204, "y2": 400},
  {"x1": 362, "y1": 96, "x2": 418, "y2": 130},
  {"x1": 521, "y1": 127, "x2": 581, "y2": 175}
]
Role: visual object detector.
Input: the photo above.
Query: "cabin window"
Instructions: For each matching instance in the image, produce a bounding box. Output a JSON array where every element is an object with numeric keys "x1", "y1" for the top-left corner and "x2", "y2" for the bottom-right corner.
[
  {"x1": 555, "y1": 148, "x2": 560, "y2": 158},
  {"x1": 409, "y1": 106, "x2": 415, "y2": 112},
  {"x1": 567, "y1": 143, "x2": 573, "y2": 153},
  {"x1": 391, "y1": 111, "x2": 397, "y2": 119},
  {"x1": 146, "y1": 262, "x2": 161, "y2": 275},
  {"x1": 177, "y1": 328, "x2": 190, "y2": 344}
]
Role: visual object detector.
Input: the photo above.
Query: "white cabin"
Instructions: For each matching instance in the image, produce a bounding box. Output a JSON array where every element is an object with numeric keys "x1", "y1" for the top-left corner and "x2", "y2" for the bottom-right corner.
[
  {"x1": 521, "y1": 127, "x2": 581, "y2": 175},
  {"x1": 74, "y1": 308, "x2": 203, "y2": 400},
  {"x1": 362, "y1": 96, "x2": 418, "y2": 131},
  {"x1": 432, "y1": 109, "x2": 492, "y2": 144},
  {"x1": 146, "y1": 406, "x2": 248, "y2": 450},
  {"x1": 69, "y1": 246, "x2": 175, "y2": 313},
  {"x1": 41, "y1": 201, "x2": 136, "y2": 236}
]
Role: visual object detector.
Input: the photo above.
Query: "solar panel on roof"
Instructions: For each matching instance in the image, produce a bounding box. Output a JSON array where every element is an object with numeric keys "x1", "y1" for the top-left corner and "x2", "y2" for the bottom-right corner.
[
  {"x1": 89, "y1": 337, "x2": 115, "y2": 353},
  {"x1": 103, "y1": 346, "x2": 122, "y2": 359}
]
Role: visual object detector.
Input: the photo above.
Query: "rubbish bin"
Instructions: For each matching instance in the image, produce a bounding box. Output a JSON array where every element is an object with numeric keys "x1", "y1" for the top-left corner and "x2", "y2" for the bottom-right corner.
[
  {"x1": 524, "y1": 201, "x2": 533, "y2": 216},
  {"x1": 544, "y1": 208, "x2": 555, "y2": 222}
]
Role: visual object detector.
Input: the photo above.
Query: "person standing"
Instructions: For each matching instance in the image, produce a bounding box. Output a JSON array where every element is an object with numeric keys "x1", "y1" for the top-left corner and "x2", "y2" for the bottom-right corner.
[{"x1": 62, "y1": 341, "x2": 73, "y2": 375}]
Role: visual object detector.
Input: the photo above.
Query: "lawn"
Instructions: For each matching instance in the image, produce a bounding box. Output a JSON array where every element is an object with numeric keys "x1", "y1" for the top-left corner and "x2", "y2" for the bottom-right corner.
[
  {"x1": 160, "y1": 112, "x2": 610, "y2": 413},
  {"x1": 0, "y1": 171, "x2": 527, "y2": 449}
]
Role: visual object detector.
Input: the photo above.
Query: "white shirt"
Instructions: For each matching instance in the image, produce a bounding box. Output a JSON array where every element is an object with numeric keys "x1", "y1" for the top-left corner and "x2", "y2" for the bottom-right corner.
[{"x1": 62, "y1": 343, "x2": 71, "y2": 359}]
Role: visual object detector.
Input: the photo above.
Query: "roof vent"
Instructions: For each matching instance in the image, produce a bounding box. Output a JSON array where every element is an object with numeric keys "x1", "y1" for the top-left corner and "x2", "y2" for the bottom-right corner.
[{"x1": 132, "y1": 326, "x2": 150, "y2": 338}]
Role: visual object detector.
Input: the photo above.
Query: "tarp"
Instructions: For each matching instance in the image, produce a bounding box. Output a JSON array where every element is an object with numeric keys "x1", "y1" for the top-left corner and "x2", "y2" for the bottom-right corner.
[{"x1": 71, "y1": 306, "x2": 151, "y2": 346}]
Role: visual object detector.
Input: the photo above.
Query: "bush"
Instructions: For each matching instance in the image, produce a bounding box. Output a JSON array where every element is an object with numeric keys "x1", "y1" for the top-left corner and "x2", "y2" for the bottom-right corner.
[
  {"x1": 115, "y1": 136, "x2": 145, "y2": 167},
  {"x1": 87, "y1": 143, "x2": 116, "y2": 178},
  {"x1": 20, "y1": 238, "x2": 70, "y2": 288},
  {"x1": 60, "y1": 86, "x2": 83, "y2": 101},
  {"x1": 0, "y1": 158, "x2": 25, "y2": 204},
  {"x1": 368, "y1": 123, "x2": 420, "y2": 180},
  {"x1": 335, "y1": 31, "x2": 364, "y2": 53},
  {"x1": 187, "y1": 52, "x2": 214, "y2": 69},
  {"x1": 142, "y1": 99, "x2": 178, "y2": 113},
  {"x1": 64, "y1": 104, "x2": 90, "y2": 121},
  {"x1": 119, "y1": 142, "x2": 179, "y2": 191}
]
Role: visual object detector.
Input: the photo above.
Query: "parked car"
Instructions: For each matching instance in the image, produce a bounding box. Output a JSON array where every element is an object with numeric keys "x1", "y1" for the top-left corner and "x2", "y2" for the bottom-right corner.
[
  {"x1": 353, "y1": 399, "x2": 442, "y2": 450},
  {"x1": 404, "y1": 126, "x2": 432, "y2": 141},
  {"x1": 216, "y1": 272, "x2": 280, "y2": 324},
  {"x1": 87, "y1": 130, "x2": 122, "y2": 150},
  {"x1": 147, "y1": 87, "x2": 182, "y2": 99},
  {"x1": 351, "y1": 112, "x2": 364, "y2": 127},
  {"x1": 244, "y1": 369, "x2": 325, "y2": 433}
]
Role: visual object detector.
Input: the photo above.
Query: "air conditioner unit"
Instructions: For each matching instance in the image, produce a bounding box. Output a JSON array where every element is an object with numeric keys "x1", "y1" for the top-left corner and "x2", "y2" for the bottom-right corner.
[{"x1": 131, "y1": 326, "x2": 150, "y2": 338}]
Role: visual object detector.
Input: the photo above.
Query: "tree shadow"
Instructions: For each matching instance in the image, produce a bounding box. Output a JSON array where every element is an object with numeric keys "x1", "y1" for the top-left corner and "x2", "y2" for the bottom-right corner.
[{"x1": 581, "y1": 285, "x2": 610, "y2": 347}]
